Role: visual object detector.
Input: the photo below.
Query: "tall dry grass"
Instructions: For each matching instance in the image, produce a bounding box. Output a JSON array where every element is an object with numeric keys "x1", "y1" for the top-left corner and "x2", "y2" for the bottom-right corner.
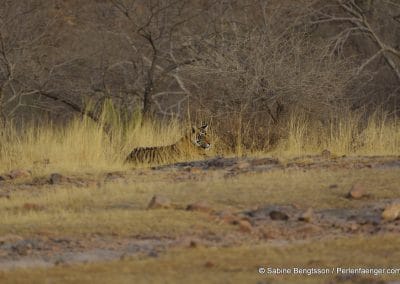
[
  {"x1": 0, "y1": 111, "x2": 183, "y2": 174},
  {"x1": 0, "y1": 108, "x2": 398, "y2": 174},
  {"x1": 271, "y1": 110, "x2": 400, "y2": 157}
]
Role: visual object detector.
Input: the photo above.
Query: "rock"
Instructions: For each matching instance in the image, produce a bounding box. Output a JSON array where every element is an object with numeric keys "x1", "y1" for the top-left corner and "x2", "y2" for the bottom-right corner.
[
  {"x1": 298, "y1": 208, "x2": 314, "y2": 222},
  {"x1": 347, "y1": 183, "x2": 365, "y2": 199},
  {"x1": 186, "y1": 201, "x2": 212, "y2": 213},
  {"x1": 216, "y1": 210, "x2": 239, "y2": 224},
  {"x1": 9, "y1": 169, "x2": 32, "y2": 179},
  {"x1": 321, "y1": 149, "x2": 331, "y2": 158},
  {"x1": 0, "y1": 175, "x2": 10, "y2": 181},
  {"x1": 250, "y1": 158, "x2": 280, "y2": 166},
  {"x1": 49, "y1": 173, "x2": 69, "y2": 184},
  {"x1": 0, "y1": 192, "x2": 10, "y2": 199},
  {"x1": 147, "y1": 250, "x2": 159, "y2": 258},
  {"x1": 204, "y1": 261, "x2": 215, "y2": 268},
  {"x1": 12, "y1": 240, "x2": 35, "y2": 256},
  {"x1": 120, "y1": 253, "x2": 131, "y2": 261},
  {"x1": 22, "y1": 203, "x2": 45, "y2": 211},
  {"x1": 238, "y1": 220, "x2": 252, "y2": 233},
  {"x1": 233, "y1": 161, "x2": 251, "y2": 170},
  {"x1": 207, "y1": 157, "x2": 236, "y2": 168},
  {"x1": 147, "y1": 195, "x2": 171, "y2": 209},
  {"x1": 269, "y1": 210, "x2": 289, "y2": 221},
  {"x1": 54, "y1": 257, "x2": 66, "y2": 266},
  {"x1": 185, "y1": 167, "x2": 202, "y2": 174},
  {"x1": 0, "y1": 234, "x2": 23, "y2": 244},
  {"x1": 105, "y1": 171, "x2": 125, "y2": 181},
  {"x1": 382, "y1": 203, "x2": 400, "y2": 221},
  {"x1": 328, "y1": 184, "x2": 338, "y2": 189}
]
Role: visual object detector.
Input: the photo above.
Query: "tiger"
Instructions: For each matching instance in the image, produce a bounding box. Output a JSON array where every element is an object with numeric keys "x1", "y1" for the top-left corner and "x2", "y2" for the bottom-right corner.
[{"x1": 125, "y1": 124, "x2": 211, "y2": 164}]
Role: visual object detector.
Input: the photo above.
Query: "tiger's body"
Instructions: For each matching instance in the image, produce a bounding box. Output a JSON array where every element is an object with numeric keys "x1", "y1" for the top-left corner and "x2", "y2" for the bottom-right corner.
[{"x1": 125, "y1": 124, "x2": 211, "y2": 164}]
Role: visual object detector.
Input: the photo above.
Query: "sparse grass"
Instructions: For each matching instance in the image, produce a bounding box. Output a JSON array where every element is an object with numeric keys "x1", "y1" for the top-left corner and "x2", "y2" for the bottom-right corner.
[
  {"x1": 1, "y1": 163, "x2": 400, "y2": 283},
  {"x1": 2, "y1": 235, "x2": 400, "y2": 284},
  {"x1": 1, "y1": 168, "x2": 399, "y2": 237}
]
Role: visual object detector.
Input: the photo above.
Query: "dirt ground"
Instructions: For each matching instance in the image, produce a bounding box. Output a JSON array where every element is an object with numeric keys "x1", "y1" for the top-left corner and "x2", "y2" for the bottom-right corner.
[{"x1": 0, "y1": 154, "x2": 400, "y2": 283}]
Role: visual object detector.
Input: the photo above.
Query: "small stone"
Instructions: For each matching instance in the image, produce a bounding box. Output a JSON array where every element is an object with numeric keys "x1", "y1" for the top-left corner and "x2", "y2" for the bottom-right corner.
[
  {"x1": 321, "y1": 149, "x2": 331, "y2": 158},
  {"x1": 204, "y1": 261, "x2": 215, "y2": 268},
  {"x1": 147, "y1": 195, "x2": 171, "y2": 209},
  {"x1": 22, "y1": 203, "x2": 45, "y2": 211},
  {"x1": 250, "y1": 158, "x2": 280, "y2": 166},
  {"x1": 329, "y1": 184, "x2": 338, "y2": 189},
  {"x1": 12, "y1": 242, "x2": 33, "y2": 256},
  {"x1": 0, "y1": 175, "x2": 10, "y2": 181},
  {"x1": 147, "y1": 250, "x2": 158, "y2": 258},
  {"x1": 120, "y1": 253, "x2": 130, "y2": 260},
  {"x1": 49, "y1": 173, "x2": 69, "y2": 184},
  {"x1": 238, "y1": 220, "x2": 252, "y2": 233},
  {"x1": 9, "y1": 169, "x2": 31, "y2": 179},
  {"x1": 350, "y1": 223, "x2": 359, "y2": 231},
  {"x1": 54, "y1": 257, "x2": 66, "y2": 266},
  {"x1": 218, "y1": 211, "x2": 239, "y2": 224},
  {"x1": 298, "y1": 208, "x2": 314, "y2": 222},
  {"x1": 185, "y1": 167, "x2": 202, "y2": 174},
  {"x1": 233, "y1": 161, "x2": 250, "y2": 170},
  {"x1": 0, "y1": 192, "x2": 10, "y2": 199},
  {"x1": 382, "y1": 203, "x2": 400, "y2": 221},
  {"x1": 0, "y1": 234, "x2": 23, "y2": 244},
  {"x1": 269, "y1": 210, "x2": 289, "y2": 221},
  {"x1": 186, "y1": 201, "x2": 212, "y2": 213},
  {"x1": 105, "y1": 171, "x2": 124, "y2": 181},
  {"x1": 347, "y1": 183, "x2": 365, "y2": 199}
]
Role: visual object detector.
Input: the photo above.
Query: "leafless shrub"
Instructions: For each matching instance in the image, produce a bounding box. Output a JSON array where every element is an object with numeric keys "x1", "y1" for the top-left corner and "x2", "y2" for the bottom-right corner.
[{"x1": 185, "y1": 5, "x2": 353, "y2": 152}]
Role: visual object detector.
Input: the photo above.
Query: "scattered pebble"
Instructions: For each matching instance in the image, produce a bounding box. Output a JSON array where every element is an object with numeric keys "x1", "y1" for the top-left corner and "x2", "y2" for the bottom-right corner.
[
  {"x1": 22, "y1": 203, "x2": 45, "y2": 211},
  {"x1": 204, "y1": 261, "x2": 215, "y2": 268},
  {"x1": 238, "y1": 220, "x2": 252, "y2": 233},
  {"x1": 186, "y1": 201, "x2": 212, "y2": 213},
  {"x1": 347, "y1": 183, "x2": 366, "y2": 199},
  {"x1": 9, "y1": 169, "x2": 32, "y2": 179},
  {"x1": 269, "y1": 210, "x2": 289, "y2": 221},
  {"x1": 382, "y1": 203, "x2": 400, "y2": 221},
  {"x1": 49, "y1": 173, "x2": 70, "y2": 184},
  {"x1": 298, "y1": 208, "x2": 314, "y2": 222},
  {"x1": 321, "y1": 149, "x2": 331, "y2": 158}
]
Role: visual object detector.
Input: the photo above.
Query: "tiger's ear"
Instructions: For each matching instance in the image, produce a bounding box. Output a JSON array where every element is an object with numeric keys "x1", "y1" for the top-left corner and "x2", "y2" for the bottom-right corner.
[{"x1": 199, "y1": 123, "x2": 208, "y2": 131}]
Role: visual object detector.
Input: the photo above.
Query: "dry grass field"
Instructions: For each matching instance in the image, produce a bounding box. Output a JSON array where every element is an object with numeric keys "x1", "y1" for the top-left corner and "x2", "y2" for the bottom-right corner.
[
  {"x1": 0, "y1": 115, "x2": 399, "y2": 284},
  {"x1": 1, "y1": 1, "x2": 400, "y2": 283}
]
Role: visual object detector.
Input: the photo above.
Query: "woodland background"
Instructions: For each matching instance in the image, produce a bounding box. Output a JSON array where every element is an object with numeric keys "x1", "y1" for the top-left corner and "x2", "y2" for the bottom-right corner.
[{"x1": 1, "y1": 0, "x2": 399, "y2": 153}]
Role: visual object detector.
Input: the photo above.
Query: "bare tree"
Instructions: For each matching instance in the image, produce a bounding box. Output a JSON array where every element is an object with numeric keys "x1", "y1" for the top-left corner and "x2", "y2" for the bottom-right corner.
[
  {"x1": 98, "y1": 0, "x2": 215, "y2": 121},
  {"x1": 311, "y1": 0, "x2": 400, "y2": 81}
]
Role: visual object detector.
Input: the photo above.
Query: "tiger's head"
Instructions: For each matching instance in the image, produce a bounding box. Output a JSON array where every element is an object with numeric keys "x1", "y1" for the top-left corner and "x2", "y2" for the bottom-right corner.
[{"x1": 191, "y1": 123, "x2": 211, "y2": 150}]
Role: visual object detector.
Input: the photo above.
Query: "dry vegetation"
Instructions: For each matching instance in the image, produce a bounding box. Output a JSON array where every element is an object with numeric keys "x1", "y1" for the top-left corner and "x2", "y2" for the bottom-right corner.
[
  {"x1": 0, "y1": 109, "x2": 398, "y2": 173},
  {"x1": 0, "y1": 1, "x2": 400, "y2": 283}
]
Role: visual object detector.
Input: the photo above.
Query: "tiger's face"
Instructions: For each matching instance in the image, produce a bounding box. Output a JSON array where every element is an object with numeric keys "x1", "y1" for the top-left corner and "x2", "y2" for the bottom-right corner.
[{"x1": 192, "y1": 124, "x2": 211, "y2": 150}]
